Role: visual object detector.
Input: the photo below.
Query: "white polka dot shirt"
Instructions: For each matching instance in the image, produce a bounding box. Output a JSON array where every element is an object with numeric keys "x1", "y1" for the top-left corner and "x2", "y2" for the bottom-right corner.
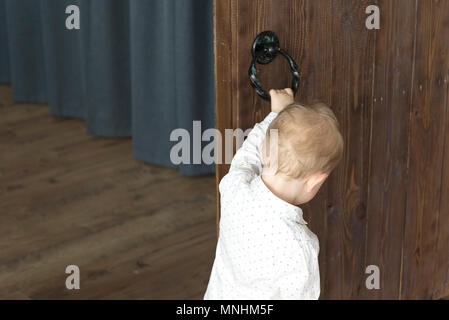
[{"x1": 204, "y1": 112, "x2": 320, "y2": 300}]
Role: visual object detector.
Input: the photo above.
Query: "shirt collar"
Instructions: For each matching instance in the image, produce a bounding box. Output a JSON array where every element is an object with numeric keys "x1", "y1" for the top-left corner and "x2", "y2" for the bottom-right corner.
[{"x1": 253, "y1": 175, "x2": 308, "y2": 225}]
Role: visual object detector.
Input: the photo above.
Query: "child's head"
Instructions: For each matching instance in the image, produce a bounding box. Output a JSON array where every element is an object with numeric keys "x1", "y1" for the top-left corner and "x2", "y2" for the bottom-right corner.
[{"x1": 261, "y1": 102, "x2": 343, "y2": 205}]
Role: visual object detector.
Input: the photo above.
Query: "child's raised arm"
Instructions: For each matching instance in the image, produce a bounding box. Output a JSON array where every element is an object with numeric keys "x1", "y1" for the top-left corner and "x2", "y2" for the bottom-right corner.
[{"x1": 219, "y1": 89, "x2": 294, "y2": 193}]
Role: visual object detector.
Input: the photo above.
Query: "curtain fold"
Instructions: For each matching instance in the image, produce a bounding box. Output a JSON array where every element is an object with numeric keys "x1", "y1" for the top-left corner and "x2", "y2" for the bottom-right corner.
[
  {"x1": 0, "y1": 0, "x2": 9, "y2": 83},
  {"x1": 0, "y1": 0, "x2": 214, "y2": 176}
]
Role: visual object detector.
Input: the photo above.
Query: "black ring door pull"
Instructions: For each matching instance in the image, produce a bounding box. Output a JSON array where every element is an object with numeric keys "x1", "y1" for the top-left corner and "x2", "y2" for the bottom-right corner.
[{"x1": 248, "y1": 31, "x2": 300, "y2": 101}]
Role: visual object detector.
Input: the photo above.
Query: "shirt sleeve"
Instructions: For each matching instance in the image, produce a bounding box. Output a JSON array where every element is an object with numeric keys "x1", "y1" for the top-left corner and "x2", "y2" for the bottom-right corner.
[{"x1": 219, "y1": 112, "x2": 278, "y2": 194}]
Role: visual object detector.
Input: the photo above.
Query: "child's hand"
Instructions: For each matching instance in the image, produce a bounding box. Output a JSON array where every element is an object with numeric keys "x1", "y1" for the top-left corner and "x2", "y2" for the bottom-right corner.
[{"x1": 269, "y1": 88, "x2": 294, "y2": 113}]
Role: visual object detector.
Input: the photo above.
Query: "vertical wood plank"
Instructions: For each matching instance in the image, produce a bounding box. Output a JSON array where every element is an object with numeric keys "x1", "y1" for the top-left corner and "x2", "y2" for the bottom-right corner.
[
  {"x1": 434, "y1": 67, "x2": 449, "y2": 299},
  {"x1": 363, "y1": 0, "x2": 417, "y2": 299},
  {"x1": 402, "y1": 0, "x2": 449, "y2": 299},
  {"x1": 325, "y1": 0, "x2": 375, "y2": 299},
  {"x1": 213, "y1": 0, "x2": 233, "y2": 231}
]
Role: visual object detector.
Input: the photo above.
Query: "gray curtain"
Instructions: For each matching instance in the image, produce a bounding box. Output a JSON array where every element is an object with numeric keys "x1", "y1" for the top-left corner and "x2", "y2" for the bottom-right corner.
[{"x1": 0, "y1": 0, "x2": 214, "y2": 176}]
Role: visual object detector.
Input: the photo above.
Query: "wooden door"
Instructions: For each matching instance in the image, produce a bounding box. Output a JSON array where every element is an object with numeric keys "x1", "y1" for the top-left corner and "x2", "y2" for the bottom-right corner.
[{"x1": 213, "y1": 0, "x2": 449, "y2": 299}]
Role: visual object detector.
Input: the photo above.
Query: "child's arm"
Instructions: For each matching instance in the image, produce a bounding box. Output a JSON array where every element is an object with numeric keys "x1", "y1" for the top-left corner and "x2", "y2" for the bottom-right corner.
[
  {"x1": 219, "y1": 89, "x2": 294, "y2": 192},
  {"x1": 226, "y1": 111, "x2": 277, "y2": 177}
]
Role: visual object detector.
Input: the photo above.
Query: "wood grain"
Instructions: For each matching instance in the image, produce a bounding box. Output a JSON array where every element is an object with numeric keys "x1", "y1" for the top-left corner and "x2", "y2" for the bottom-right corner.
[
  {"x1": 363, "y1": 0, "x2": 416, "y2": 299},
  {"x1": 213, "y1": 0, "x2": 232, "y2": 232},
  {"x1": 402, "y1": 0, "x2": 449, "y2": 300},
  {"x1": 434, "y1": 43, "x2": 449, "y2": 299},
  {"x1": 214, "y1": 0, "x2": 449, "y2": 299},
  {"x1": 324, "y1": 0, "x2": 375, "y2": 299},
  {"x1": 0, "y1": 84, "x2": 217, "y2": 299}
]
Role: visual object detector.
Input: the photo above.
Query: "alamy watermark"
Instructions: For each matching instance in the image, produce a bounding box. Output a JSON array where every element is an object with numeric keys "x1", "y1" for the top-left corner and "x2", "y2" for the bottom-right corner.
[
  {"x1": 169, "y1": 122, "x2": 278, "y2": 171},
  {"x1": 365, "y1": 5, "x2": 380, "y2": 30},
  {"x1": 65, "y1": 5, "x2": 80, "y2": 30},
  {"x1": 65, "y1": 265, "x2": 80, "y2": 290},
  {"x1": 65, "y1": 4, "x2": 379, "y2": 30},
  {"x1": 365, "y1": 265, "x2": 380, "y2": 290}
]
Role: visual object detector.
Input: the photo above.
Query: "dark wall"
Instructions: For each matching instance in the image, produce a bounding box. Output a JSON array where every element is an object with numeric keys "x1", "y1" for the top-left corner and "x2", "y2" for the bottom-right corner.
[{"x1": 215, "y1": 0, "x2": 449, "y2": 299}]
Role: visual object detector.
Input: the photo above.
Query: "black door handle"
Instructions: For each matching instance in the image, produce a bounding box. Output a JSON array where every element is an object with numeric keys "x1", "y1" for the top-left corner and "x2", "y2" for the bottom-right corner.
[{"x1": 248, "y1": 31, "x2": 300, "y2": 101}]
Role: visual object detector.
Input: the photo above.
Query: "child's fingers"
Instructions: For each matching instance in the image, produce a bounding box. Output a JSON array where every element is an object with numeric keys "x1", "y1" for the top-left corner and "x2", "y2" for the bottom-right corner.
[
  {"x1": 270, "y1": 88, "x2": 293, "y2": 96},
  {"x1": 270, "y1": 89, "x2": 283, "y2": 96}
]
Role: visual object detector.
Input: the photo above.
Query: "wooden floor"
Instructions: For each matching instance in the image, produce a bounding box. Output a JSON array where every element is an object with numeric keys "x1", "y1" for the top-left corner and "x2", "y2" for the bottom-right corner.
[{"x1": 0, "y1": 85, "x2": 217, "y2": 299}]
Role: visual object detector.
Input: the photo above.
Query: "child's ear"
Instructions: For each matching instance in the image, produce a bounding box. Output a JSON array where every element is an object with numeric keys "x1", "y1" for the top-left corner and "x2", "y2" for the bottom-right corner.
[
  {"x1": 320, "y1": 173, "x2": 329, "y2": 187},
  {"x1": 306, "y1": 172, "x2": 328, "y2": 191}
]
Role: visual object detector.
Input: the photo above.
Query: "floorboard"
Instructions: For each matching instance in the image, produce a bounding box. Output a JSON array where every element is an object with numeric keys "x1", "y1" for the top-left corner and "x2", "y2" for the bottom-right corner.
[{"x1": 0, "y1": 85, "x2": 217, "y2": 299}]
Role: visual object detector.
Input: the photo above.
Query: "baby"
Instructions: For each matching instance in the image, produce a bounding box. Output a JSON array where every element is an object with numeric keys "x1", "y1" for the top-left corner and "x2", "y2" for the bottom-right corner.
[{"x1": 204, "y1": 88, "x2": 344, "y2": 300}]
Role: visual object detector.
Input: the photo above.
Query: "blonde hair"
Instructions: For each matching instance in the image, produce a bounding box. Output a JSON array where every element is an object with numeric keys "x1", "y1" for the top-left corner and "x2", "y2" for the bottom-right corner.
[{"x1": 264, "y1": 102, "x2": 344, "y2": 179}]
